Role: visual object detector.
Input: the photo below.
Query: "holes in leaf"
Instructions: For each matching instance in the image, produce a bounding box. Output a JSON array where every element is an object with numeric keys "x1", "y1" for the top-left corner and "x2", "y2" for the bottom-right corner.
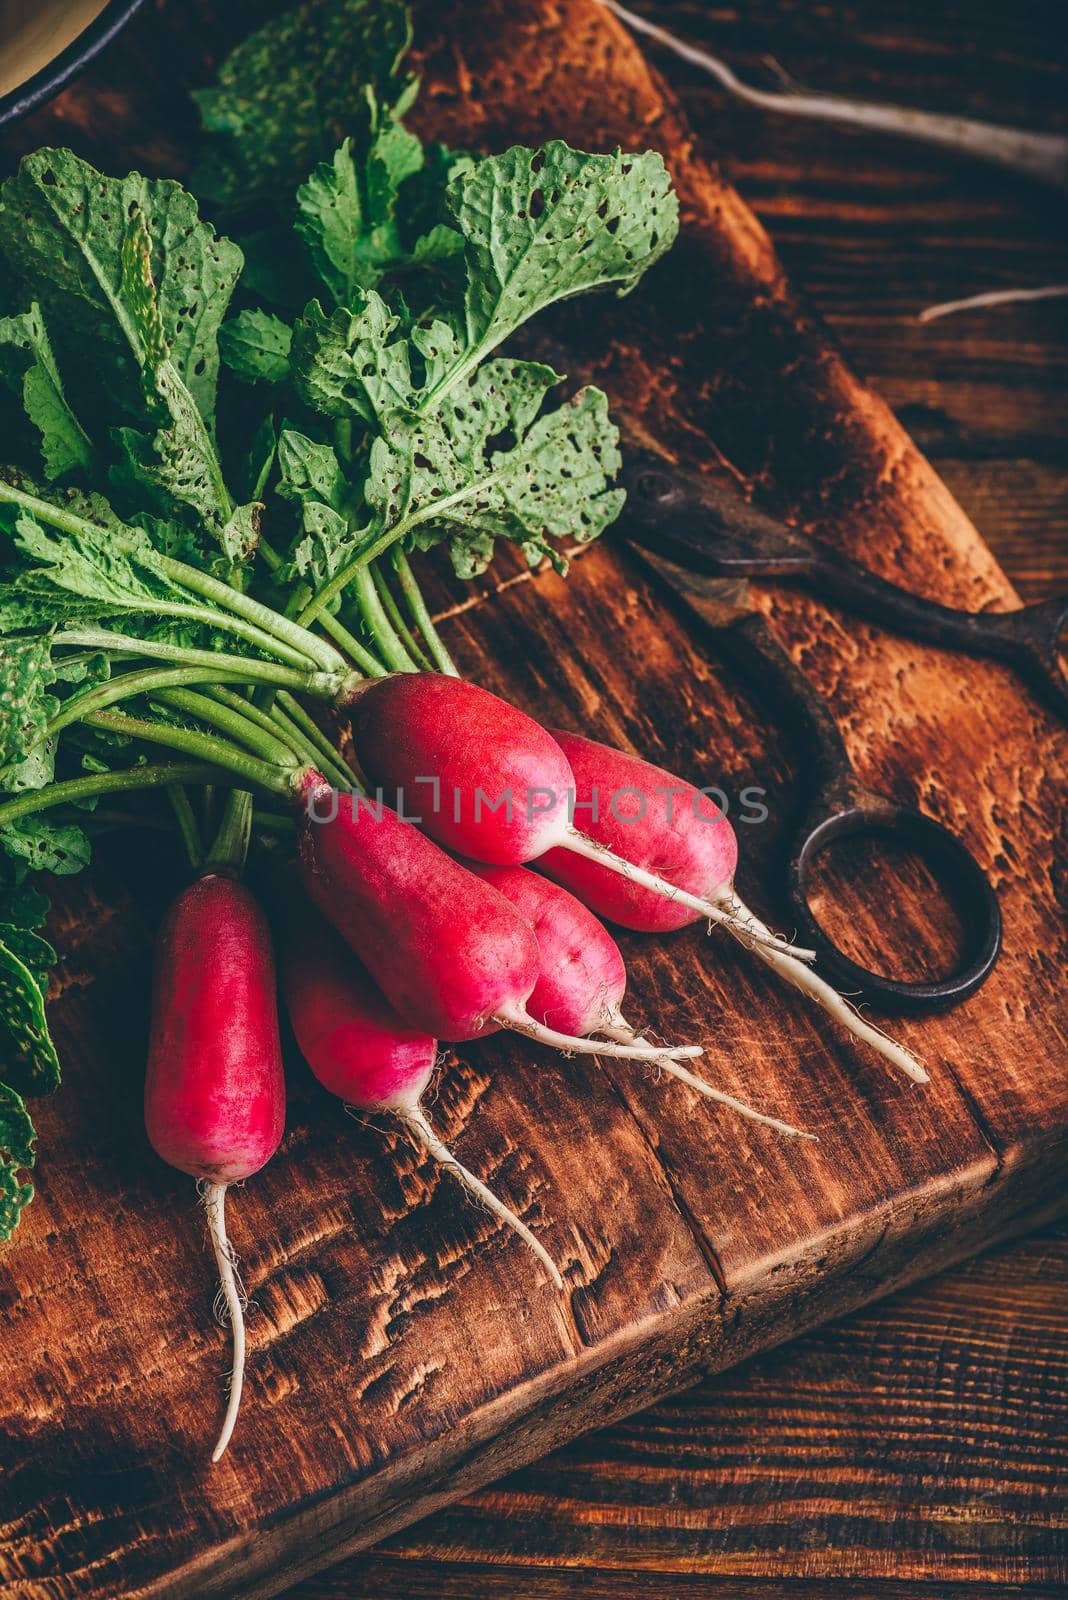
[
  {"x1": 530, "y1": 188, "x2": 545, "y2": 219},
  {"x1": 485, "y1": 428, "x2": 516, "y2": 456}
]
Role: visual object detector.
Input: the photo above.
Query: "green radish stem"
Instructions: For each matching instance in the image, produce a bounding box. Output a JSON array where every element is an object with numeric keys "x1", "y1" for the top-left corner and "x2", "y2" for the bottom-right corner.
[
  {"x1": 252, "y1": 808, "x2": 297, "y2": 836},
  {"x1": 351, "y1": 565, "x2": 419, "y2": 673},
  {"x1": 156, "y1": 555, "x2": 346, "y2": 675},
  {"x1": 371, "y1": 562, "x2": 433, "y2": 671},
  {"x1": 41, "y1": 664, "x2": 331, "y2": 753},
  {"x1": 275, "y1": 693, "x2": 360, "y2": 790},
  {"x1": 296, "y1": 475, "x2": 499, "y2": 629},
  {"x1": 392, "y1": 549, "x2": 460, "y2": 676},
  {"x1": 319, "y1": 611, "x2": 391, "y2": 678},
  {"x1": 204, "y1": 687, "x2": 316, "y2": 763},
  {"x1": 168, "y1": 786, "x2": 205, "y2": 871},
  {"x1": 149, "y1": 688, "x2": 301, "y2": 769},
  {"x1": 205, "y1": 791, "x2": 254, "y2": 875},
  {"x1": 196, "y1": 686, "x2": 336, "y2": 776},
  {"x1": 396, "y1": 1104, "x2": 564, "y2": 1290},
  {"x1": 312, "y1": 417, "x2": 449, "y2": 675},
  {"x1": 0, "y1": 763, "x2": 225, "y2": 826},
  {"x1": 52, "y1": 630, "x2": 352, "y2": 698},
  {"x1": 561, "y1": 827, "x2": 816, "y2": 962},
  {"x1": 83, "y1": 710, "x2": 303, "y2": 797},
  {"x1": 257, "y1": 532, "x2": 389, "y2": 679},
  {"x1": 202, "y1": 1180, "x2": 247, "y2": 1464},
  {"x1": 600, "y1": 1013, "x2": 815, "y2": 1139}
]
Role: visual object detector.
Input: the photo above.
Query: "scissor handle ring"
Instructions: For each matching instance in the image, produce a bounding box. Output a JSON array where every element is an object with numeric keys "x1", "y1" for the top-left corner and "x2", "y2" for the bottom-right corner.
[{"x1": 787, "y1": 803, "x2": 1002, "y2": 1016}]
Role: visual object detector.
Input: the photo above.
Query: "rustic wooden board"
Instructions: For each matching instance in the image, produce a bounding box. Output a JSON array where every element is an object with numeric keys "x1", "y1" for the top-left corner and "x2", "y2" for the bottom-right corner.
[
  {"x1": 0, "y1": 2, "x2": 1066, "y2": 1598},
  {"x1": 293, "y1": 1219, "x2": 1068, "y2": 1597}
]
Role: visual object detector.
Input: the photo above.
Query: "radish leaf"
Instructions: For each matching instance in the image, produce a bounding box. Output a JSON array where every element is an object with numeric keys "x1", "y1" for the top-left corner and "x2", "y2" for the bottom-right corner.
[
  {"x1": 220, "y1": 310, "x2": 293, "y2": 386},
  {"x1": 0, "y1": 149, "x2": 242, "y2": 427},
  {"x1": 0, "y1": 636, "x2": 58, "y2": 775},
  {"x1": 0, "y1": 1081, "x2": 35, "y2": 1241},
  {"x1": 296, "y1": 132, "x2": 424, "y2": 303},
  {"x1": 0, "y1": 507, "x2": 179, "y2": 630},
  {"x1": 373, "y1": 372, "x2": 623, "y2": 577},
  {"x1": 424, "y1": 142, "x2": 678, "y2": 402},
  {"x1": 0, "y1": 932, "x2": 60, "y2": 1095},
  {"x1": 194, "y1": 0, "x2": 414, "y2": 212},
  {"x1": 291, "y1": 292, "x2": 414, "y2": 425},
  {"x1": 0, "y1": 305, "x2": 93, "y2": 481},
  {"x1": 276, "y1": 429, "x2": 355, "y2": 586}
]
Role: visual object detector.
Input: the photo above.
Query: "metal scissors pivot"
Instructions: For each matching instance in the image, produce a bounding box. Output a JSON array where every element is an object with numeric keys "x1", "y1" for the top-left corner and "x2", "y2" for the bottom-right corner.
[{"x1": 619, "y1": 449, "x2": 1068, "y2": 722}]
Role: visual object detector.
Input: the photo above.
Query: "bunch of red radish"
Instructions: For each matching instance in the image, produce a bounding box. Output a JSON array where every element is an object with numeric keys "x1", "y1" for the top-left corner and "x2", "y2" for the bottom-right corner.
[{"x1": 144, "y1": 676, "x2": 926, "y2": 1461}]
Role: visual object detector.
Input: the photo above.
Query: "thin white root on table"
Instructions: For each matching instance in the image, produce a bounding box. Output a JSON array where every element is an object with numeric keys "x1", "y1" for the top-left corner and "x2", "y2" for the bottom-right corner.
[
  {"x1": 714, "y1": 884, "x2": 817, "y2": 963},
  {"x1": 603, "y1": 1014, "x2": 817, "y2": 1140},
  {"x1": 919, "y1": 284, "x2": 1068, "y2": 322},
  {"x1": 595, "y1": 0, "x2": 1068, "y2": 191},
  {"x1": 500, "y1": 1004, "x2": 703, "y2": 1063},
  {"x1": 203, "y1": 1181, "x2": 246, "y2": 1464},
  {"x1": 737, "y1": 936, "x2": 929, "y2": 1084},
  {"x1": 397, "y1": 1105, "x2": 565, "y2": 1290},
  {"x1": 562, "y1": 828, "x2": 816, "y2": 961}
]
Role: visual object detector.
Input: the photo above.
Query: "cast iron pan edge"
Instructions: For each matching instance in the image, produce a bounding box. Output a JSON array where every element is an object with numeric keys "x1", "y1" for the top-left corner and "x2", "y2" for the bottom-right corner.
[{"x1": 0, "y1": 0, "x2": 147, "y2": 129}]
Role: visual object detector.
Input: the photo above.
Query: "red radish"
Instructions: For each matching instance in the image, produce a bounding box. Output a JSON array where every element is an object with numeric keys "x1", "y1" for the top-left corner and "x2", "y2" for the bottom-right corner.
[
  {"x1": 542, "y1": 731, "x2": 927, "y2": 1085},
  {"x1": 466, "y1": 862, "x2": 813, "y2": 1138},
  {"x1": 295, "y1": 773, "x2": 703, "y2": 1066},
  {"x1": 144, "y1": 873, "x2": 285, "y2": 1462},
  {"x1": 275, "y1": 882, "x2": 563, "y2": 1286},
  {"x1": 540, "y1": 730, "x2": 740, "y2": 934},
  {"x1": 345, "y1": 675, "x2": 808, "y2": 959}
]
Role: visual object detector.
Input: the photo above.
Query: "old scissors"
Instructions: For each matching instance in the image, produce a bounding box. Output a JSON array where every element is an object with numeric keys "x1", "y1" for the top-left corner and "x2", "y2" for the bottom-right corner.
[
  {"x1": 625, "y1": 544, "x2": 1003, "y2": 1015},
  {"x1": 618, "y1": 450, "x2": 1068, "y2": 722}
]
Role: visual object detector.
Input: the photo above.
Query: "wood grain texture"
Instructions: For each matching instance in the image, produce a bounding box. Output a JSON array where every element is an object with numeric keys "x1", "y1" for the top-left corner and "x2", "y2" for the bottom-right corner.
[
  {"x1": 292, "y1": 1222, "x2": 1068, "y2": 1596},
  {"x1": 0, "y1": 2, "x2": 1065, "y2": 1598}
]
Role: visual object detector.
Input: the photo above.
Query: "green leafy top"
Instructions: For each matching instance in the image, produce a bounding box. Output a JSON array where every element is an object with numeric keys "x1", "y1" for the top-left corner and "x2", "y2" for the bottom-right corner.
[
  {"x1": 194, "y1": 0, "x2": 415, "y2": 211},
  {"x1": 438, "y1": 141, "x2": 677, "y2": 398},
  {"x1": 0, "y1": 305, "x2": 93, "y2": 481},
  {"x1": 0, "y1": 148, "x2": 242, "y2": 425},
  {"x1": 280, "y1": 138, "x2": 676, "y2": 577},
  {"x1": 0, "y1": 0, "x2": 681, "y2": 1241}
]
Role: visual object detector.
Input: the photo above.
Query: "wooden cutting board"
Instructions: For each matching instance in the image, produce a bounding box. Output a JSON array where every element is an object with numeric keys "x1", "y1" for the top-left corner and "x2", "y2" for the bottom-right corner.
[{"x1": 1, "y1": 2, "x2": 1066, "y2": 1597}]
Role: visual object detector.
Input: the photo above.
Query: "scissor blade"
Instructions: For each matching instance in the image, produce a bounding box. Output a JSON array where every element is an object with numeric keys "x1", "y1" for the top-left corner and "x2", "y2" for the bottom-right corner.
[{"x1": 627, "y1": 543, "x2": 752, "y2": 629}]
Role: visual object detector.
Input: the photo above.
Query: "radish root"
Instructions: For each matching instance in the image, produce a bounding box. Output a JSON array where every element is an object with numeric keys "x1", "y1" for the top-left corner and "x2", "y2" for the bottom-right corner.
[
  {"x1": 562, "y1": 827, "x2": 815, "y2": 961},
  {"x1": 500, "y1": 1003, "x2": 703, "y2": 1062},
  {"x1": 397, "y1": 1105, "x2": 565, "y2": 1289},
  {"x1": 603, "y1": 1013, "x2": 817, "y2": 1139},
  {"x1": 733, "y1": 934, "x2": 929, "y2": 1083},
  {"x1": 919, "y1": 284, "x2": 1068, "y2": 322},
  {"x1": 596, "y1": 0, "x2": 1068, "y2": 191},
  {"x1": 203, "y1": 1181, "x2": 246, "y2": 1464}
]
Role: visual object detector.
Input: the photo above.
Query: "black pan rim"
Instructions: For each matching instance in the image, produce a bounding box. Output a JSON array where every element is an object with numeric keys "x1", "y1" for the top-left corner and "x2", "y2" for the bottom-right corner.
[{"x1": 0, "y1": 0, "x2": 148, "y2": 130}]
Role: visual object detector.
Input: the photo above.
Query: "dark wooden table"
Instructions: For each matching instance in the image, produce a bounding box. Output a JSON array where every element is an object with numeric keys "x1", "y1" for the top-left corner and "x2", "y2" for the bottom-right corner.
[
  {"x1": 286, "y1": 2, "x2": 1068, "y2": 1595},
  {"x1": 4, "y1": 1, "x2": 1066, "y2": 1596}
]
